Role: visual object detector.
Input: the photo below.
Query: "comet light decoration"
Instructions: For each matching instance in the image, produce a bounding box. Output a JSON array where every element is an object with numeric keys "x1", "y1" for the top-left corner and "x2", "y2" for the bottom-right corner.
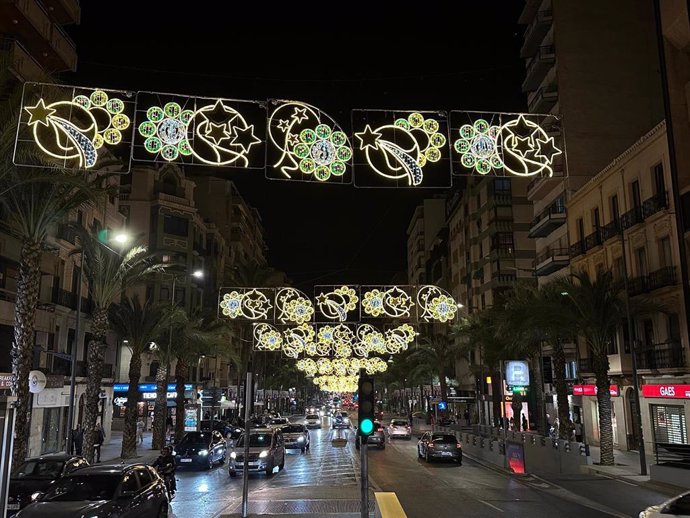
[
  {"x1": 416, "y1": 285, "x2": 459, "y2": 323},
  {"x1": 252, "y1": 323, "x2": 282, "y2": 351},
  {"x1": 267, "y1": 100, "x2": 353, "y2": 184},
  {"x1": 385, "y1": 324, "x2": 417, "y2": 353},
  {"x1": 17, "y1": 85, "x2": 133, "y2": 171},
  {"x1": 281, "y1": 324, "x2": 315, "y2": 358},
  {"x1": 352, "y1": 110, "x2": 450, "y2": 188},
  {"x1": 275, "y1": 287, "x2": 314, "y2": 324},
  {"x1": 361, "y1": 286, "x2": 414, "y2": 318},
  {"x1": 354, "y1": 324, "x2": 386, "y2": 356},
  {"x1": 451, "y1": 112, "x2": 563, "y2": 177},
  {"x1": 315, "y1": 285, "x2": 359, "y2": 322},
  {"x1": 219, "y1": 288, "x2": 273, "y2": 321}
]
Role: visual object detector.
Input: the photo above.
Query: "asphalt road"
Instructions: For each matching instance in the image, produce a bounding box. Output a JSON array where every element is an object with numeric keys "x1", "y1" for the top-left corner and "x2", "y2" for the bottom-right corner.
[{"x1": 167, "y1": 414, "x2": 677, "y2": 518}]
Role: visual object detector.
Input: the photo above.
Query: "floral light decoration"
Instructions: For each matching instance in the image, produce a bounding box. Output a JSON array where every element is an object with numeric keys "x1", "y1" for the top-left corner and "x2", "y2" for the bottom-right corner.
[
  {"x1": 276, "y1": 287, "x2": 314, "y2": 324},
  {"x1": 313, "y1": 375, "x2": 358, "y2": 393},
  {"x1": 361, "y1": 286, "x2": 414, "y2": 318},
  {"x1": 453, "y1": 118, "x2": 502, "y2": 175},
  {"x1": 138, "y1": 101, "x2": 193, "y2": 161},
  {"x1": 282, "y1": 323, "x2": 315, "y2": 358},
  {"x1": 219, "y1": 288, "x2": 273, "y2": 321},
  {"x1": 385, "y1": 324, "x2": 416, "y2": 353},
  {"x1": 315, "y1": 286, "x2": 359, "y2": 322},
  {"x1": 296, "y1": 358, "x2": 318, "y2": 377},
  {"x1": 416, "y1": 285, "x2": 459, "y2": 323},
  {"x1": 317, "y1": 358, "x2": 333, "y2": 375},
  {"x1": 253, "y1": 323, "x2": 282, "y2": 351}
]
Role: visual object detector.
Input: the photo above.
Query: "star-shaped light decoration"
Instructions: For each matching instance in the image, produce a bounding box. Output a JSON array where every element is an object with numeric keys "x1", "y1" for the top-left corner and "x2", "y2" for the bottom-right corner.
[
  {"x1": 277, "y1": 119, "x2": 291, "y2": 132},
  {"x1": 230, "y1": 125, "x2": 261, "y2": 153},
  {"x1": 25, "y1": 99, "x2": 56, "y2": 127},
  {"x1": 204, "y1": 122, "x2": 230, "y2": 145},
  {"x1": 291, "y1": 107, "x2": 308, "y2": 124},
  {"x1": 535, "y1": 136, "x2": 562, "y2": 163},
  {"x1": 513, "y1": 136, "x2": 535, "y2": 157},
  {"x1": 203, "y1": 99, "x2": 237, "y2": 124},
  {"x1": 355, "y1": 124, "x2": 382, "y2": 151}
]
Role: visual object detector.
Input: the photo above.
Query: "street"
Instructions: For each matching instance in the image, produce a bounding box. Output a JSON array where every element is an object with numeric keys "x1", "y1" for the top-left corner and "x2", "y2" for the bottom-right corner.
[{"x1": 167, "y1": 415, "x2": 678, "y2": 518}]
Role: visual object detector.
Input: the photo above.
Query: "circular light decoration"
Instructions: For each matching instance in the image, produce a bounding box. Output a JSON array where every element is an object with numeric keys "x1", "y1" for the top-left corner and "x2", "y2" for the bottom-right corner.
[
  {"x1": 317, "y1": 358, "x2": 333, "y2": 375},
  {"x1": 282, "y1": 323, "x2": 315, "y2": 358},
  {"x1": 361, "y1": 286, "x2": 414, "y2": 318},
  {"x1": 253, "y1": 323, "x2": 282, "y2": 351},
  {"x1": 138, "y1": 102, "x2": 193, "y2": 161},
  {"x1": 276, "y1": 287, "x2": 314, "y2": 324},
  {"x1": 416, "y1": 285, "x2": 459, "y2": 323},
  {"x1": 268, "y1": 101, "x2": 353, "y2": 182},
  {"x1": 24, "y1": 91, "x2": 130, "y2": 169},
  {"x1": 312, "y1": 375, "x2": 358, "y2": 393},
  {"x1": 498, "y1": 114, "x2": 562, "y2": 177},
  {"x1": 385, "y1": 324, "x2": 416, "y2": 353},
  {"x1": 219, "y1": 288, "x2": 273, "y2": 320},
  {"x1": 453, "y1": 118, "x2": 502, "y2": 175},
  {"x1": 355, "y1": 112, "x2": 446, "y2": 187},
  {"x1": 316, "y1": 286, "x2": 359, "y2": 322},
  {"x1": 296, "y1": 358, "x2": 318, "y2": 377}
]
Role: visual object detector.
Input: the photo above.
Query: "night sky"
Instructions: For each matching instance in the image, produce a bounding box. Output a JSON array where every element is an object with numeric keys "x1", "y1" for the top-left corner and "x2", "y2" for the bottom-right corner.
[{"x1": 65, "y1": 3, "x2": 527, "y2": 290}]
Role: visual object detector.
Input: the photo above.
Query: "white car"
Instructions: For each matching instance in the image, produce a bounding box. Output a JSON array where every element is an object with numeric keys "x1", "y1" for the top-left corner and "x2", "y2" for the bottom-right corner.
[
  {"x1": 304, "y1": 414, "x2": 321, "y2": 429},
  {"x1": 388, "y1": 419, "x2": 412, "y2": 439},
  {"x1": 332, "y1": 411, "x2": 350, "y2": 429},
  {"x1": 268, "y1": 417, "x2": 290, "y2": 428},
  {"x1": 640, "y1": 490, "x2": 690, "y2": 517}
]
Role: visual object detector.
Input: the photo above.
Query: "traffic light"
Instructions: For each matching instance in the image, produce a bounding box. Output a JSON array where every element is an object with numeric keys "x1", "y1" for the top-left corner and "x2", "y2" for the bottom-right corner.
[{"x1": 357, "y1": 375, "x2": 375, "y2": 437}]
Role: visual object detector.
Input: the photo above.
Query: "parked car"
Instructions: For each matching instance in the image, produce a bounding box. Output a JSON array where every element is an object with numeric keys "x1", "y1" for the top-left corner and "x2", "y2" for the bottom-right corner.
[
  {"x1": 174, "y1": 430, "x2": 227, "y2": 469},
  {"x1": 417, "y1": 432, "x2": 462, "y2": 464},
  {"x1": 229, "y1": 428, "x2": 286, "y2": 477},
  {"x1": 388, "y1": 419, "x2": 411, "y2": 439},
  {"x1": 356, "y1": 421, "x2": 386, "y2": 450},
  {"x1": 268, "y1": 417, "x2": 290, "y2": 428},
  {"x1": 281, "y1": 424, "x2": 310, "y2": 452},
  {"x1": 14, "y1": 463, "x2": 168, "y2": 518},
  {"x1": 7, "y1": 453, "x2": 89, "y2": 517},
  {"x1": 640, "y1": 490, "x2": 690, "y2": 517},
  {"x1": 304, "y1": 414, "x2": 321, "y2": 429},
  {"x1": 333, "y1": 411, "x2": 350, "y2": 429}
]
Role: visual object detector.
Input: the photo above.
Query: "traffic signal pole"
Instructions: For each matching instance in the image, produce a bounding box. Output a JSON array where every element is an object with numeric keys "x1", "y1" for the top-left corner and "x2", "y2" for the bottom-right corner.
[
  {"x1": 357, "y1": 371, "x2": 375, "y2": 518},
  {"x1": 360, "y1": 436, "x2": 368, "y2": 518}
]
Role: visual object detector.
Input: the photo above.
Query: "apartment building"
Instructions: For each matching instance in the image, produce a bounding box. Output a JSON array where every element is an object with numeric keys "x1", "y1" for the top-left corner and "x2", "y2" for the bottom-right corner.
[
  {"x1": 567, "y1": 122, "x2": 689, "y2": 453},
  {"x1": 406, "y1": 198, "x2": 445, "y2": 287}
]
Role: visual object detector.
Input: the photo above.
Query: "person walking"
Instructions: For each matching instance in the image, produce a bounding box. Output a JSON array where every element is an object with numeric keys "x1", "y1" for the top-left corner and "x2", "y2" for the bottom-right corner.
[
  {"x1": 521, "y1": 413, "x2": 528, "y2": 432},
  {"x1": 574, "y1": 419, "x2": 583, "y2": 442},
  {"x1": 136, "y1": 417, "x2": 145, "y2": 445},
  {"x1": 463, "y1": 408, "x2": 471, "y2": 426},
  {"x1": 73, "y1": 424, "x2": 84, "y2": 455},
  {"x1": 94, "y1": 423, "x2": 105, "y2": 462}
]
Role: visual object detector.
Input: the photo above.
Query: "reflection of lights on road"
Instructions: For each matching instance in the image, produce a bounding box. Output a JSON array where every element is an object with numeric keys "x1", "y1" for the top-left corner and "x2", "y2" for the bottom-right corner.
[{"x1": 197, "y1": 481, "x2": 209, "y2": 492}]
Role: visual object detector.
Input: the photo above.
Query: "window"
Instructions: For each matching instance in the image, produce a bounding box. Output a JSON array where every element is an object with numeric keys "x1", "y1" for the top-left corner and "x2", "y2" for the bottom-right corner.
[
  {"x1": 163, "y1": 215, "x2": 189, "y2": 237},
  {"x1": 120, "y1": 471, "x2": 139, "y2": 493},
  {"x1": 669, "y1": 313, "x2": 681, "y2": 342},
  {"x1": 631, "y1": 180, "x2": 641, "y2": 208},
  {"x1": 635, "y1": 247, "x2": 648, "y2": 276},
  {"x1": 610, "y1": 195, "x2": 620, "y2": 222},
  {"x1": 613, "y1": 256, "x2": 625, "y2": 280},
  {"x1": 592, "y1": 207, "x2": 600, "y2": 230},
  {"x1": 659, "y1": 236, "x2": 672, "y2": 268},
  {"x1": 651, "y1": 405, "x2": 687, "y2": 444},
  {"x1": 160, "y1": 287, "x2": 170, "y2": 301},
  {"x1": 134, "y1": 467, "x2": 152, "y2": 487},
  {"x1": 494, "y1": 178, "x2": 511, "y2": 194},
  {"x1": 653, "y1": 163, "x2": 665, "y2": 196},
  {"x1": 494, "y1": 233, "x2": 514, "y2": 252},
  {"x1": 620, "y1": 319, "x2": 631, "y2": 354},
  {"x1": 643, "y1": 319, "x2": 654, "y2": 346},
  {"x1": 577, "y1": 218, "x2": 584, "y2": 243}
]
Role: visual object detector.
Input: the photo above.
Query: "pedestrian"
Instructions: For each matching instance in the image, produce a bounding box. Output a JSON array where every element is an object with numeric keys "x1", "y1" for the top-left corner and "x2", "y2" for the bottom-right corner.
[
  {"x1": 521, "y1": 413, "x2": 528, "y2": 432},
  {"x1": 463, "y1": 408, "x2": 470, "y2": 426},
  {"x1": 509, "y1": 416, "x2": 515, "y2": 430},
  {"x1": 136, "y1": 417, "x2": 145, "y2": 445},
  {"x1": 73, "y1": 424, "x2": 83, "y2": 455},
  {"x1": 574, "y1": 419, "x2": 583, "y2": 442},
  {"x1": 94, "y1": 423, "x2": 105, "y2": 462},
  {"x1": 166, "y1": 414, "x2": 173, "y2": 439}
]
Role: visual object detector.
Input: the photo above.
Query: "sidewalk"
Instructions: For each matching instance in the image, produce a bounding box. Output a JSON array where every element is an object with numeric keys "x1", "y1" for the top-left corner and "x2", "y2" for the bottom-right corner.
[{"x1": 99, "y1": 430, "x2": 159, "y2": 464}]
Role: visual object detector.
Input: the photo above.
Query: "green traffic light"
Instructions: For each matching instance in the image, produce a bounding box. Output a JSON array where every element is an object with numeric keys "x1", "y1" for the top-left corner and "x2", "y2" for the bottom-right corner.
[{"x1": 360, "y1": 418, "x2": 374, "y2": 435}]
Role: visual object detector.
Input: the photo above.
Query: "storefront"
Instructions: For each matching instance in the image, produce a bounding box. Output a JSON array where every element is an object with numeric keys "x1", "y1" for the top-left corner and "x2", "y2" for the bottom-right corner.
[
  {"x1": 112, "y1": 383, "x2": 193, "y2": 430},
  {"x1": 570, "y1": 384, "x2": 627, "y2": 448},
  {"x1": 640, "y1": 382, "x2": 690, "y2": 453}
]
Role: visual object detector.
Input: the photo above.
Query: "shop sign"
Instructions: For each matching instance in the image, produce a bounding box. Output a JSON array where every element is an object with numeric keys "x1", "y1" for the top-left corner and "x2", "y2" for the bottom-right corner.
[
  {"x1": 572, "y1": 384, "x2": 619, "y2": 397},
  {"x1": 113, "y1": 383, "x2": 192, "y2": 393},
  {"x1": 642, "y1": 384, "x2": 690, "y2": 399},
  {"x1": 0, "y1": 373, "x2": 13, "y2": 389},
  {"x1": 506, "y1": 441, "x2": 526, "y2": 474},
  {"x1": 142, "y1": 391, "x2": 177, "y2": 400},
  {"x1": 184, "y1": 404, "x2": 200, "y2": 432},
  {"x1": 113, "y1": 397, "x2": 127, "y2": 406},
  {"x1": 45, "y1": 375, "x2": 65, "y2": 389}
]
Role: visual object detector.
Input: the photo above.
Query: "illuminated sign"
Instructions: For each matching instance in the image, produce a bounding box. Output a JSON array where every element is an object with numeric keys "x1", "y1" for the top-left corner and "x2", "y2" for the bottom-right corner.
[
  {"x1": 641, "y1": 384, "x2": 690, "y2": 399},
  {"x1": 113, "y1": 383, "x2": 192, "y2": 393},
  {"x1": 572, "y1": 384, "x2": 619, "y2": 397},
  {"x1": 505, "y1": 361, "x2": 530, "y2": 387}
]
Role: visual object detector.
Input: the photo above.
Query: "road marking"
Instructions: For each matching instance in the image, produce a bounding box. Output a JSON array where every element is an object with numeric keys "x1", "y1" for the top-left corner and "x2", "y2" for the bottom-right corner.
[
  {"x1": 477, "y1": 499, "x2": 504, "y2": 513},
  {"x1": 616, "y1": 479, "x2": 638, "y2": 487}
]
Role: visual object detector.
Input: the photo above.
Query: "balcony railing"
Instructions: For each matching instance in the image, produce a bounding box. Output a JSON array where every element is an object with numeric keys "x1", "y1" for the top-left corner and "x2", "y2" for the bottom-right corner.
[
  {"x1": 52, "y1": 288, "x2": 75, "y2": 308},
  {"x1": 642, "y1": 192, "x2": 668, "y2": 219},
  {"x1": 56, "y1": 223, "x2": 77, "y2": 244},
  {"x1": 601, "y1": 193, "x2": 668, "y2": 243},
  {"x1": 637, "y1": 341, "x2": 685, "y2": 370},
  {"x1": 569, "y1": 240, "x2": 585, "y2": 258},
  {"x1": 578, "y1": 357, "x2": 594, "y2": 374},
  {"x1": 584, "y1": 230, "x2": 601, "y2": 251},
  {"x1": 647, "y1": 266, "x2": 677, "y2": 291}
]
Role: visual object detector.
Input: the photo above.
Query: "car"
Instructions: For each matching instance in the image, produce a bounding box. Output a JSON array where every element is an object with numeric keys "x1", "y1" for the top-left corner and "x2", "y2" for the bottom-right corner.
[
  {"x1": 356, "y1": 421, "x2": 386, "y2": 450},
  {"x1": 281, "y1": 423, "x2": 310, "y2": 452},
  {"x1": 7, "y1": 453, "x2": 89, "y2": 517},
  {"x1": 174, "y1": 430, "x2": 227, "y2": 469},
  {"x1": 14, "y1": 463, "x2": 168, "y2": 518},
  {"x1": 226, "y1": 426, "x2": 244, "y2": 447},
  {"x1": 640, "y1": 490, "x2": 690, "y2": 517},
  {"x1": 388, "y1": 419, "x2": 412, "y2": 439},
  {"x1": 417, "y1": 432, "x2": 462, "y2": 464},
  {"x1": 268, "y1": 417, "x2": 290, "y2": 428},
  {"x1": 304, "y1": 413, "x2": 321, "y2": 429},
  {"x1": 200, "y1": 419, "x2": 234, "y2": 437},
  {"x1": 332, "y1": 411, "x2": 350, "y2": 429},
  {"x1": 229, "y1": 427, "x2": 286, "y2": 477}
]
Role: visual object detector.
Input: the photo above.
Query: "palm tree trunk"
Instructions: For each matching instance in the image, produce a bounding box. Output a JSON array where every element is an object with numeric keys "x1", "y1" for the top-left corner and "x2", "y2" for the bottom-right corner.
[
  {"x1": 82, "y1": 307, "x2": 109, "y2": 463},
  {"x1": 175, "y1": 356, "x2": 189, "y2": 442},
  {"x1": 593, "y1": 348, "x2": 615, "y2": 465},
  {"x1": 530, "y1": 354, "x2": 546, "y2": 434},
  {"x1": 11, "y1": 241, "x2": 41, "y2": 469},
  {"x1": 121, "y1": 351, "x2": 141, "y2": 458},
  {"x1": 491, "y1": 368, "x2": 502, "y2": 427},
  {"x1": 152, "y1": 364, "x2": 168, "y2": 449},
  {"x1": 553, "y1": 341, "x2": 574, "y2": 440}
]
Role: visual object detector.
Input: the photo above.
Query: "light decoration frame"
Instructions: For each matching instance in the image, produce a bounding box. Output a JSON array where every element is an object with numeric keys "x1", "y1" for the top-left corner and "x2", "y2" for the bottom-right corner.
[
  {"x1": 219, "y1": 288, "x2": 274, "y2": 321},
  {"x1": 275, "y1": 287, "x2": 314, "y2": 324},
  {"x1": 281, "y1": 323, "x2": 315, "y2": 358},
  {"x1": 451, "y1": 111, "x2": 563, "y2": 178},
  {"x1": 252, "y1": 323, "x2": 282, "y2": 351},
  {"x1": 361, "y1": 285, "x2": 415, "y2": 319},
  {"x1": 267, "y1": 100, "x2": 353, "y2": 184},
  {"x1": 314, "y1": 285, "x2": 360, "y2": 322},
  {"x1": 417, "y1": 285, "x2": 458, "y2": 323},
  {"x1": 352, "y1": 109, "x2": 451, "y2": 188},
  {"x1": 312, "y1": 375, "x2": 359, "y2": 393},
  {"x1": 15, "y1": 83, "x2": 134, "y2": 172}
]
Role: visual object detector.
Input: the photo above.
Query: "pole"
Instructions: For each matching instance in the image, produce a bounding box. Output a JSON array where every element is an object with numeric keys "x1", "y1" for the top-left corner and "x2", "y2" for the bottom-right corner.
[
  {"x1": 538, "y1": 344, "x2": 548, "y2": 436},
  {"x1": 241, "y1": 371, "x2": 252, "y2": 518},
  {"x1": 620, "y1": 230, "x2": 648, "y2": 475},
  {"x1": 66, "y1": 250, "x2": 84, "y2": 454},
  {"x1": 360, "y1": 436, "x2": 368, "y2": 518}
]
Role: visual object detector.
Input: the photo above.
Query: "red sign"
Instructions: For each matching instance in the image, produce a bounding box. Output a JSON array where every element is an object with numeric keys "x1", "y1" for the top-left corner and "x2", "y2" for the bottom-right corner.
[
  {"x1": 642, "y1": 384, "x2": 690, "y2": 399},
  {"x1": 573, "y1": 384, "x2": 619, "y2": 397}
]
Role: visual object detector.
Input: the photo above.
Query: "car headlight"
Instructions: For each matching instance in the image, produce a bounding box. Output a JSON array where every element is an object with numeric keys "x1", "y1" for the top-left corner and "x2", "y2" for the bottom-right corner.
[
  {"x1": 199, "y1": 449, "x2": 208, "y2": 456},
  {"x1": 297, "y1": 436, "x2": 305, "y2": 442},
  {"x1": 259, "y1": 450, "x2": 269, "y2": 458},
  {"x1": 230, "y1": 452, "x2": 236, "y2": 459},
  {"x1": 30, "y1": 492, "x2": 42, "y2": 502}
]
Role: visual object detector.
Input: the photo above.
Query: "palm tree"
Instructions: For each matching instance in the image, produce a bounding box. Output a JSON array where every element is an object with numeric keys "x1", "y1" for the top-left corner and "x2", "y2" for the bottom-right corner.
[
  {"x1": 109, "y1": 296, "x2": 179, "y2": 458},
  {"x1": 408, "y1": 332, "x2": 464, "y2": 404},
  {"x1": 76, "y1": 233, "x2": 166, "y2": 462}
]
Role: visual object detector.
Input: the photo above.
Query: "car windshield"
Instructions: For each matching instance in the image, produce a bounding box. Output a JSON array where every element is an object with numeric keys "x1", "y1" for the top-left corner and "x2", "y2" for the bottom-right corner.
[
  {"x1": 433, "y1": 435, "x2": 458, "y2": 443},
  {"x1": 178, "y1": 432, "x2": 211, "y2": 446},
  {"x1": 392, "y1": 420, "x2": 409, "y2": 426},
  {"x1": 42, "y1": 474, "x2": 119, "y2": 502},
  {"x1": 306, "y1": 414, "x2": 319, "y2": 419},
  {"x1": 13, "y1": 460, "x2": 65, "y2": 480},
  {"x1": 282, "y1": 424, "x2": 305, "y2": 433},
  {"x1": 236, "y1": 433, "x2": 273, "y2": 447}
]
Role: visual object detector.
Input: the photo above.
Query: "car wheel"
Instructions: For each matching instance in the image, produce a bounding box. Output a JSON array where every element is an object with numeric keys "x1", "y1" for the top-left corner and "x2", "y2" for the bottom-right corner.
[
  {"x1": 425, "y1": 451, "x2": 431, "y2": 463},
  {"x1": 265, "y1": 461, "x2": 274, "y2": 476},
  {"x1": 417, "y1": 446, "x2": 422, "y2": 458},
  {"x1": 219, "y1": 452, "x2": 226, "y2": 464},
  {"x1": 301, "y1": 447, "x2": 305, "y2": 453},
  {"x1": 380, "y1": 444, "x2": 385, "y2": 450},
  {"x1": 229, "y1": 470, "x2": 237, "y2": 478},
  {"x1": 157, "y1": 502, "x2": 169, "y2": 518},
  {"x1": 279, "y1": 456, "x2": 285, "y2": 470},
  {"x1": 207, "y1": 456, "x2": 214, "y2": 470}
]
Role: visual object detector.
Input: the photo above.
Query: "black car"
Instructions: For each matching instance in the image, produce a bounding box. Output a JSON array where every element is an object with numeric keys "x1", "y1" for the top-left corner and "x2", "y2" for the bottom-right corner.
[
  {"x1": 200, "y1": 419, "x2": 231, "y2": 436},
  {"x1": 15, "y1": 463, "x2": 168, "y2": 518},
  {"x1": 7, "y1": 454, "x2": 89, "y2": 517},
  {"x1": 356, "y1": 421, "x2": 386, "y2": 450},
  {"x1": 417, "y1": 432, "x2": 462, "y2": 464},
  {"x1": 174, "y1": 430, "x2": 227, "y2": 469}
]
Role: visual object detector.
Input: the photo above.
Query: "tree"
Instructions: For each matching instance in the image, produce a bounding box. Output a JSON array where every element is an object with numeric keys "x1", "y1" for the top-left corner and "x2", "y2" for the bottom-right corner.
[
  {"x1": 408, "y1": 332, "x2": 464, "y2": 405},
  {"x1": 108, "y1": 296, "x2": 179, "y2": 458},
  {"x1": 77, "y1": 233, "x2": 165, "y2": 463}
]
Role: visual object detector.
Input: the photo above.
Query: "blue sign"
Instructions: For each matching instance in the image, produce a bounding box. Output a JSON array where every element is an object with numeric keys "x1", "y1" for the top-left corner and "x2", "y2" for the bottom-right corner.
[
  {"x1": 113, "y1": 383, "x2": 193, "y2": 393},
  {"x1": 437, "y1": 401, "x2": 447, "y2": 411}
]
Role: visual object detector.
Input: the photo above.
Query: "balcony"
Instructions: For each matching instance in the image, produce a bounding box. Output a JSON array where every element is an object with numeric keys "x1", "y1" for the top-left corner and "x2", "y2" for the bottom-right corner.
[
  {"x1": 637, "y1": 341, "x2": 685, "y2": 370},
  {"x1": 569, "y1": 240, "x2": 585, "y2": 258},
  {"x1": 534, "y1": 247, "x2": 569, "y2": 276},
  {"x1": 602, "y1": 193, "x2": 669, "y2": 243},
  {"x1": 56, "y1": 223, "x2": 77, "y2": 245},
  {"x1": 522, "y1": 45, "x2": 556, "y2": 92},
  {"x1": 627, "y1": 266, "x2": 678, "y2": 296},
  {"x1": 528, "y1": 201, "x2": 566, "y2": 238},
  {"x1": 47, "y1": 23, "x2": 77, "y2": 72},
  {"x1": 521, "y1": 9, "x2": 553, "y2": 58},
  {"x1": 0, "y1": 38, "x2": 45, "y2": 81},
  {"x1": 528, "y1": 84, "x2": 558, "y2": 113},
  {"x1": 0, "y1": 0, "x2": 52, "y2": 42},
  {"x1": 490, "y1": 273, "x2": 517, "y2": 289},
  {"x1": 41, "y1": 0, "x2": 81, "y2": 25},
  {"x1": 52, "y1": 288, "x2": 75, "y2": 309},
  {"x1": 642, "y1": 192, "x2": 668, "y2": 219},
  {"x1": 578, "y1": 357, "x2": 594, "y2": 376},
  {"x1": 157, "y1": 192, "x2": 191, "y2": 207}
]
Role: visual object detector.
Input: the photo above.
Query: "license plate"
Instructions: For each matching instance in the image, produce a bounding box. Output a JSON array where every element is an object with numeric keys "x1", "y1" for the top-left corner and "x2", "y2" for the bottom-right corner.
[
  {"x1": 441, "y1": 452, "x2": 452, "y2": 456},
  {"x1": 180, "y1": 458, "x2": 192, "y2": 463},
  {"x1": 7, "y1": 503, "x2": 20, "y2": 510}
]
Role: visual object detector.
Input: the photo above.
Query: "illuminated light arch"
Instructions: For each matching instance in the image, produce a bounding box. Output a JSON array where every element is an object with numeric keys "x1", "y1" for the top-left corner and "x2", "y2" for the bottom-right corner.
[
  {"x1": 314, "y1": 286, "x2": 359, "y2": 322},
  {"x1": 361, "y1": 285, "x2": 414, "y2": 318},
  {"x1": 275, "y1": 287, "x2": 314, "y2": 324},
  {"x1": 416, "y1": 285, "x2": 458, "y2": 323},
  {"x1": 219, "y1": 288, "x2": 273, "y2": 321}
]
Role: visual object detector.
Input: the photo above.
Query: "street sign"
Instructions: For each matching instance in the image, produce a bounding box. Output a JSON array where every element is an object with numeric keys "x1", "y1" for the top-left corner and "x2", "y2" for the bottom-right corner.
[
  {"x1": 437, "y1": 401, "x2": 447, "y2": 411},
  {"x1": 505, "y1": 361, "x2": 530, "y2": 387}
]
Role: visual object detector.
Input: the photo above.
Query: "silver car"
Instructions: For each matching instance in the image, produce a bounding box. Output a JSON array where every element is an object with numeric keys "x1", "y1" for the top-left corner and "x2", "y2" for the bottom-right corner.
[
  {"x1": 281, "y1": 423, "x2": 310, "y2": 452},
  {"x1": 304, "y1": 413, "x2": 321, "y2": 429},
  {"x1": 229, "y1": 428, "x2": 286, "y2": 477},
  {"x1": 388, "y1": 418, "x2": 411, "y2": 439}
]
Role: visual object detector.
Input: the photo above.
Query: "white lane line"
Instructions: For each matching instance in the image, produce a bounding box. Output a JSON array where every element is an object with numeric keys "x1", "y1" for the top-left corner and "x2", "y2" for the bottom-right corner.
[
  {"x1": 615, "y1": 479, "x2": 638, "y2": 487},
  {"x1": 477, "y1": 499, "x2": 504, "y2": 513}
]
